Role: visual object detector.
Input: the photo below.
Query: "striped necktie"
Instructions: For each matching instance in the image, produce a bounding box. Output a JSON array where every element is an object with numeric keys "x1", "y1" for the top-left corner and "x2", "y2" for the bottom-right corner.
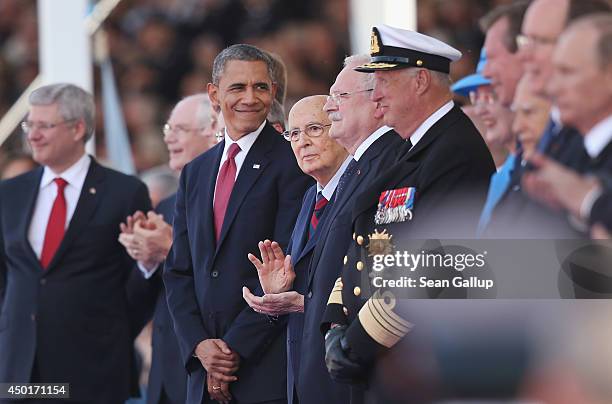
[{"x1": 309, "y1": 192, "x2": 328, "y2": 239}]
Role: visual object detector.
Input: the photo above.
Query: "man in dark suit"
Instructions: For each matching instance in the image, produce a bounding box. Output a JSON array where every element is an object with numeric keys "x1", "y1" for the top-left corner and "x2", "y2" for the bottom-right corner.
[
  {"x1": 243, "y1": 94, "x2": 349, "y2": 404},
  {"x1": 119, "y1": 93, "x2": 221, "y2": 404},
  {"x1": 321, "y1": 25, "x2": 495, "y2": 402},
  {"x1": 163, "y1": 44, "x2": 311, "y2": 404},
  {"x1": 0, "y1": 83, "x2": 151, "y2": 403}
]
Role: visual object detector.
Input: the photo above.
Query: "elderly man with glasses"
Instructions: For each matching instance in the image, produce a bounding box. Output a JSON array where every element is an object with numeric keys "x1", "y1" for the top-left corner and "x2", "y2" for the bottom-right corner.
[{"x1": 244, "y1": 54, "x2": 402, "y2": 404}]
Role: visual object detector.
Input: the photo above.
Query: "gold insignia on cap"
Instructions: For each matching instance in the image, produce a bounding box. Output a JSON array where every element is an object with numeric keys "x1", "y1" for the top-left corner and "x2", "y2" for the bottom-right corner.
[
  {"x1": 358, "y1": 62, "x2": 399, "y2": 70},
  {"x1": 370, "y1": 28, "x2": 381, "y2": 55},
  {"x1": 367, "y1": 229, "x2": 394, "y2": 256}
]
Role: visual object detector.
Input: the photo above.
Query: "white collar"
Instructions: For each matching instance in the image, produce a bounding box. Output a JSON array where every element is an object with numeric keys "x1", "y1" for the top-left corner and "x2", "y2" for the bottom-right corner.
[
  {"x1": 410, "y1": 101, "x2": 454, "y2": 147},
  {"x1": 317, "y1": 155, "x2": 352, "y2": 201},
  {"x1": 40, "y1": 153, "x2": 91, "y2": 189},
  {"x1": 353, "y1": 126, "x2": 392, "y2": 161},
  {"x1": 584, "y1": 114, "x2": 612, "y2": 158},
  {"x1": 222, "y1": 120, "x2": 266, "y2": 157}
]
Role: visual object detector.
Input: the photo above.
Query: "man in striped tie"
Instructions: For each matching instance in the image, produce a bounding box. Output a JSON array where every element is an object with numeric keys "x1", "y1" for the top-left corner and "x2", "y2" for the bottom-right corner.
[{"x1": 243, "y1": 95, "x2": 350, "y2": 404}]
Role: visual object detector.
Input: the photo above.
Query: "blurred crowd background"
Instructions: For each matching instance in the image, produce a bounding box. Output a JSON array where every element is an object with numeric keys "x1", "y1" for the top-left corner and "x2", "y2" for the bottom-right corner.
[{"x1": 0, "y1": 0, "x2": 518, "y2": 176}]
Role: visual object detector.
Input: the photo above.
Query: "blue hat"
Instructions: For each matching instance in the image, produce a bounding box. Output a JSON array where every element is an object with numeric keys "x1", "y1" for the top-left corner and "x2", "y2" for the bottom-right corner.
[{"x1": 451, "y1": 48, "x2": 490, "y2": 97}]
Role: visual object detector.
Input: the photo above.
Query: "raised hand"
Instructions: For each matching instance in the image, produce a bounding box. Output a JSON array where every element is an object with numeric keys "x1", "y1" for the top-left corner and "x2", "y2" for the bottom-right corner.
[{"x1": 247, "y1": 239, "x2": 295, "y2": 294}]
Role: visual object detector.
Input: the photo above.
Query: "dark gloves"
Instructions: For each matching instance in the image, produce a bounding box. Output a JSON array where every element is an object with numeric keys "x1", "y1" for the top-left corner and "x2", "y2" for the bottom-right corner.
[{"x1": 324, "y1": 325, "x2": 368, "y2": 383}]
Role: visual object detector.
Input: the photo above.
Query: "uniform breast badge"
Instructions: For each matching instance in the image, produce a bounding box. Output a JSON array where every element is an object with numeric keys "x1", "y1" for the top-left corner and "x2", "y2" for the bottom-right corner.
[
  {"x1": 367, "y1": 229, "x2": 394, "y2": 256},
  {"x1": 374, "y1": 187, "x2": 415, "y2": 225}
]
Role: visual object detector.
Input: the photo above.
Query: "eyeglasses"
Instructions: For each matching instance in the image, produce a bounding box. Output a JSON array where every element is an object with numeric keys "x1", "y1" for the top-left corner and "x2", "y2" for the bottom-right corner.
[
  {"x1": 326, "y1": 88, "x2": 374, "y2": 105},
  {"x1": 163, "y1": 123, "x2": 215, "y2": 137},
  {"x1": 469, "y1": 90, "x2": 496, "y2": 106},
  {"x1": 515, "y1": 34, "x2": 557, "y2": 50},
  {"x1": 21, "y1": 119, "x2": 76, "y2": 134},
  {"x1": 282, "y1": 123, "x2": 332, "y2": 142}
]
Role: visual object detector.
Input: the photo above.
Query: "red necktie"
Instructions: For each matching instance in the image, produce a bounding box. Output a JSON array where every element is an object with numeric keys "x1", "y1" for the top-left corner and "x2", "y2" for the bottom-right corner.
[
  {"x1": 40, "y1": 178, "x2": 68, "y2": 269},
  {"x1": 309, "y1": 192, "x2": 328, "y2": 239},
  {"x1": 214, "y1": 143, "x2": 241, "y2": 241}
]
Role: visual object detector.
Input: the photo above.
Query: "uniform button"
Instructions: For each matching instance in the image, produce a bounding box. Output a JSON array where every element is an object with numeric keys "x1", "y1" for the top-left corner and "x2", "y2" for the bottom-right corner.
[
  {"x1": 357, "y1": 235, "x2": 364, "y2": 245},
  {"x1": 40, "y1": 278, "x2": 46, "y2": 285},
  {"x1": 352, "y1": 232, "x2": 356, "y2": 241},
  {"x1": 307, "y1": 291, "x2": 313, "y2": 299},
  {"x1": 211, "y1": 270, "x2": 219, "y2": 278},
  {"x1": 353, "y1": 286, "x2": 361, "y2": 296},
  {"x1": 31, "y1": 314, "x2": 36, "y2": 321},
  {"x1": 343, "y1": 306, "x2": 348, "y2": 315},
  {"x1": 356, "y1": 261, "x2": 364, "y2": 271},
  {"x1": 343, "y1": 256, "x2": 348, "y2": 265}
]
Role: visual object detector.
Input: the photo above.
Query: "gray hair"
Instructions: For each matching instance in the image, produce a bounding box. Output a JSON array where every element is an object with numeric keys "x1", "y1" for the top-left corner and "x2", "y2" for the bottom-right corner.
[
  {"x1": 267, "y1": 99, "x2": 286, "y2": 130},
  {"x1": 28, "y1": 83, "x2": 95, "y2": 141},
  {"x1": 344, "y1": 54, "x2": 375, "y2": 88},
  {"x1": 211, "y1": 44, "x2": 274, "y2": 86}
]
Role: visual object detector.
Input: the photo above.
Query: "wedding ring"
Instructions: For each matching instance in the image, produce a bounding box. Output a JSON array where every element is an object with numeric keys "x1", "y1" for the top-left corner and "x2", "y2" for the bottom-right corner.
[{"x1": 212, "y1": 386, "x2": 221, "y2": 390}]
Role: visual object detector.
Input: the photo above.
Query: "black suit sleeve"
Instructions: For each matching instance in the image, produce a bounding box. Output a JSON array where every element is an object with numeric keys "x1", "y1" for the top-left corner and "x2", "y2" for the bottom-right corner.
[
  {"x1": 590, "y1": 189, "x2": 612, "y2": 232},
  {"x1": 123, "y1": 180, "x2": 156, "y2": 337},
  {"x1": 163, "y1": 169, "x2": 211, "y2": 367},
  {"x1": 0, "y1": 184, "x2": 6, "y2": 312},
  {"x1": 223, "y1": 149, "x2": 312, "y2": 360}
]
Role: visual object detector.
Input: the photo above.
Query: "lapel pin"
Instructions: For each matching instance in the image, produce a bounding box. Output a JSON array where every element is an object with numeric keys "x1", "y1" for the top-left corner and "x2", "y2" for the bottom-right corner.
[
  {"x1": 89, "y1": 187, "x2": 96, "y2": 195},
  {"x1": 252, "y1": 164, "x2": 260, "y2": 169}
]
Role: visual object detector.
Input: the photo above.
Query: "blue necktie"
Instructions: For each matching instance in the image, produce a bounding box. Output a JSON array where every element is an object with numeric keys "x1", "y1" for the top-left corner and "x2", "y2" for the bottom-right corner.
[
  {"x1": 477, "y1": 154, "x2": 517, "y2": 236},
  {"x1": 335, "y1": 158, "x2": 358, "y2": 202},
  {"x1": 536, "y1": 118, "x2": 560, "y2": 154}
]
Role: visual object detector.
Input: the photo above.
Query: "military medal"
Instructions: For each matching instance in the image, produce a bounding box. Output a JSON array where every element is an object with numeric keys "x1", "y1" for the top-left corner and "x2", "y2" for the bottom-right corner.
[
  {"x1": 374, "y1": 187, "x2": 415, "y2": 225},
  {"x1": 367, "y1": 229, "x2": 394, "y2": 256}
]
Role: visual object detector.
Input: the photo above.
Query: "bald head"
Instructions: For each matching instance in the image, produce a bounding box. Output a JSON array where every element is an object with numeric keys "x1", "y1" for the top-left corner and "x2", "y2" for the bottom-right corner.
[{"x1": 287, "y1": 95, "x2": 347, "y2": 186}]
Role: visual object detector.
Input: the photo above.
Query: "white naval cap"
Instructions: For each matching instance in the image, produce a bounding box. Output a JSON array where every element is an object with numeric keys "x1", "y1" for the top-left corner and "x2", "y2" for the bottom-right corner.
[{"x1": 355, "y1": 24, "x2": 462, "y2": 73}]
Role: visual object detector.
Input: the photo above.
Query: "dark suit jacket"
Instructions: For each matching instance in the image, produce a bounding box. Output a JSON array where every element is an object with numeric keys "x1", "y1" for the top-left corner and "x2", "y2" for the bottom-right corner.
[
  {"x1": 322, "y1": 106, "x2": 495, "y2": 403},
  {"x1": 0, "y1": 158, "x2": 151, "y2": 403},
  {"x1": 285, "y1": 184, "x2": 335, "y2": 404},
  {"x1": 126, "y1": 194, "x2": 187, "y2": 404},
  {"x1": 163, "y1": 123, "x2": 312, "y2": 404},
  {"x1": 485, "y1": 127, "x2": 611, "y2": 238},
  {"x1": 292, "y1": 130, "x2": 402, "y2": 404}
]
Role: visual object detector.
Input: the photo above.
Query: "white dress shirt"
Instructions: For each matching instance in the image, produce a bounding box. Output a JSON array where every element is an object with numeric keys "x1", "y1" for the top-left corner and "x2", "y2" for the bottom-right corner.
[
  {"x1": 28, "y1": 153, "x2": 91, "y2": 258},
  {"x1": 353, "y1": 126, "x2": 393, "y2": 162},
  {"x1": 409, "y1": 101, "x2": 454, "y2": 148},
  {"x1": 584, "y1": 114, "x2": 612, "y2": 159},
  {"x1": 317, "y1": 155, "x2": 353, "y2": 201}
]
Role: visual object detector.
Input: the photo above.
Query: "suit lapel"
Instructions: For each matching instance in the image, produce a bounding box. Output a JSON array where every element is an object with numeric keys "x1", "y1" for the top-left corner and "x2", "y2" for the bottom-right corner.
[
  {"x1": 45, "y1": 158, "x2": 105, "y2": 273},
  {"x1": 290, "y1": 187, "x2": 316, "y2": 265},
  {"x1": 20, "y1": 168, "x2": 44, "y2": 270},
  {"x1": 215, "y1": 127, "x2": 272, "y2": 252}
]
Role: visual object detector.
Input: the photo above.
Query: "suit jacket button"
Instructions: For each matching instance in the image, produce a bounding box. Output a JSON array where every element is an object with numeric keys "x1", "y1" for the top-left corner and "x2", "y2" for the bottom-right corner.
[
  {"x1": 353, "y1": 286, "x2": 361, "y2": 296},
  {"x1": 211, "y1": 270, "x2": 219, "y2": 278},
  {"x1": 357, "y1": 235, "x2": 364, "y2": 245},
  {"x1": 356, "y1": 261, "x2": 364, "y2": 271},
  {"x1": 307, "y1": 291, "x2": 313, "y2": 299},
  {"x1": 352, "y1": 232, "x2": 356, "y2": 241},
  {"x1": 343, "y1": 256, "x2": 348, "y2": 265},
  {"x1": 31, "y1": 314, "x2": 36, "y2": 321},
  {"x1": 343, "y1": 306, "x2": 348, "y2": 315}
]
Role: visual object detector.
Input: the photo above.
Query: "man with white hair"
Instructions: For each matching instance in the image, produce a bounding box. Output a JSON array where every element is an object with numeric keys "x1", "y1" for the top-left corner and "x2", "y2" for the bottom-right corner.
[{"x1": 321, "y1": 25, "x2": 495, "y2": 402}]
